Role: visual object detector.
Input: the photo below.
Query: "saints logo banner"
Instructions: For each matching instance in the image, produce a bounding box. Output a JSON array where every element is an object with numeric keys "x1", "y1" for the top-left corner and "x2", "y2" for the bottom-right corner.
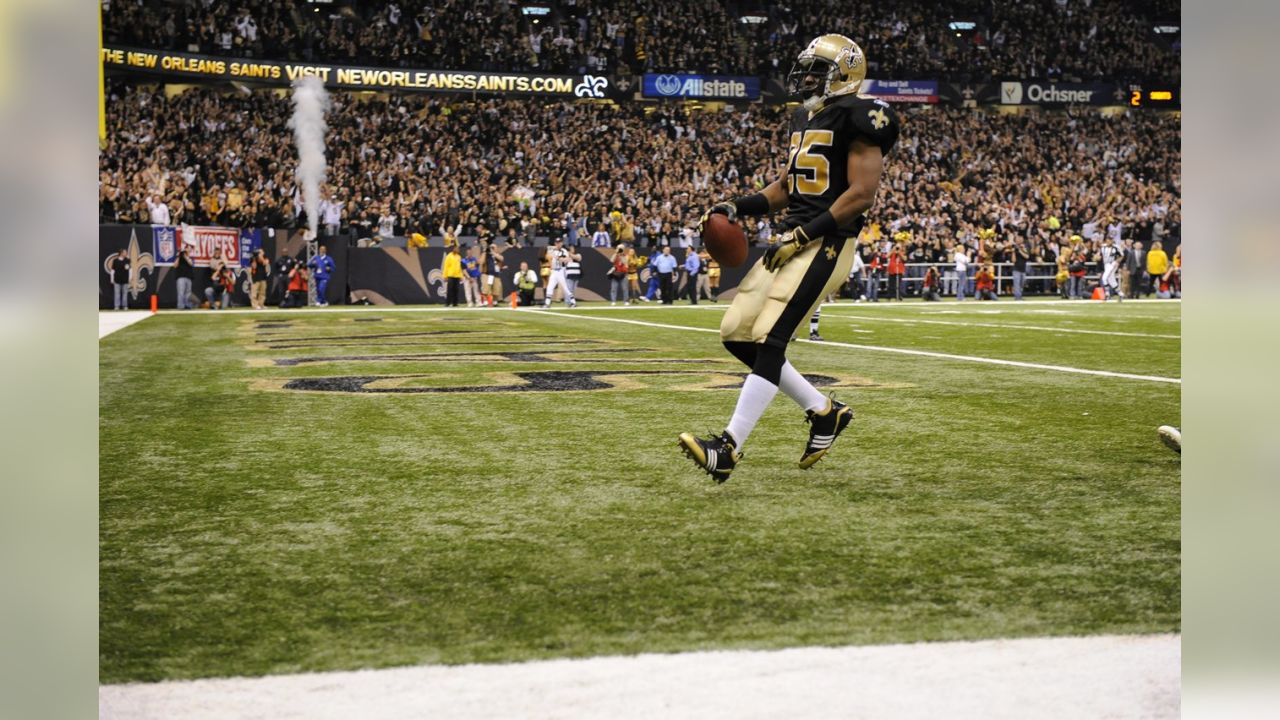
[{"x1": 101, "y1": 46, "x2": 610, "y2": 98}]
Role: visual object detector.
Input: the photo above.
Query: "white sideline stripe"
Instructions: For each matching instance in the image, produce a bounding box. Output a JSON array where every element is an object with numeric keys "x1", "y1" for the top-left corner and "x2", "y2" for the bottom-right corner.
[
  {"x1": 821, "y1": 313, "x2": 1181, "y2": 339},
  {"x1": 543, "y1": 311, "x2": 1182, "y2": 385},
  {"x1": 98, "y1": 311, "x2": 153, "y2": 338},
  {"x1": 98, "y1": 634, "x2": 1180, "y2": 720}
]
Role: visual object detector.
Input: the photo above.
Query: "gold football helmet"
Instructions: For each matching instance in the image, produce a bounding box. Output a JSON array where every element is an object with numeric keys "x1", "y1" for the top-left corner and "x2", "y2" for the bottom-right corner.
[{"x1": 786, "y1": 34, "x2": 867, "y2": 110}]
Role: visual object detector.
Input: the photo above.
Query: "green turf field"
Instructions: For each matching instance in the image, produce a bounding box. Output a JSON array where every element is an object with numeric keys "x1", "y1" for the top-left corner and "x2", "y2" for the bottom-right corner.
[{"x1": 99, "y1": 299, "x2": 1181, "y2": 683}]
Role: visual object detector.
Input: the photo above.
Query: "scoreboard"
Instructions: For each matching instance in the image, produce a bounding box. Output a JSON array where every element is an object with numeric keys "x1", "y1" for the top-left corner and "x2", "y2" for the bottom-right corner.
[{"x1": 1128, "y1": 85, "x2": 1180, "y2": 108}]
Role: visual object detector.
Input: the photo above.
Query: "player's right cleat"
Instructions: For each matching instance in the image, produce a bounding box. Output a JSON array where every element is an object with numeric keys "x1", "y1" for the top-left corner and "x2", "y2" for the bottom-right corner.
[
  {"x1": 809, "y1": 330, "x2": 824, "y2": 341},
  {"x1": 799, "y1": 398, "x2": 854, "y2": 469},
  {"x1": 1157, "y1": 425, "x2": 1181, "y2": 454},
  {"x1": 678, "y1": 431, "x2": 741, "y2": 483}
]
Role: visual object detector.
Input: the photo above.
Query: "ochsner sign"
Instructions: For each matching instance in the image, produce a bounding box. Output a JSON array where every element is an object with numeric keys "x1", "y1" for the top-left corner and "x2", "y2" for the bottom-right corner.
[{"x1": 1000, "y1": 81, "x2": 1116, "y2": 105}]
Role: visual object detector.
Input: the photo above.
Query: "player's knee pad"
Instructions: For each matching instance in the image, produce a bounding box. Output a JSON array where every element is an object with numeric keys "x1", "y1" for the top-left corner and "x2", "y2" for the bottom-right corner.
[
  {"x1": 722, "y1": 340, "x2": 756, "y2": 369},
  {"x1": 751, "y1": 342, "x2": 786, "y2": 385}
]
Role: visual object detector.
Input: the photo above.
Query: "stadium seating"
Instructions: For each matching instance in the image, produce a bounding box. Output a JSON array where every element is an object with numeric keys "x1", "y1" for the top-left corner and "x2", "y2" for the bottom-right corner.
[{"x1": 102, "y1": 0, "x2": 1179, "y2": 83}]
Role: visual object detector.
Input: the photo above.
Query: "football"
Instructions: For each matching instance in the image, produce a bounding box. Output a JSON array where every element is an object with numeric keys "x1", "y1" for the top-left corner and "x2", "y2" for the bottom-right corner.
[{"x1": 702, "y1": 213, "x2": 748, "y2": 267}]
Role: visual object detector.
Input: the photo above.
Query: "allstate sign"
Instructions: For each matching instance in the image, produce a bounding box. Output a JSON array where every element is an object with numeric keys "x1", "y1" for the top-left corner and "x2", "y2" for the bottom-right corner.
[{"x1": 642, "y1": 73, "x2": 760, "y2": 100}]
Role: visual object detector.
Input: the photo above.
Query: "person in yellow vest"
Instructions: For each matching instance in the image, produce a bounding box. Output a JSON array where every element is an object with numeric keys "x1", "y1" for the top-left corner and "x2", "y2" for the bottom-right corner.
[
  {"x1": 513, "y1": 261, "x2": 538, "y2": 306},
  {"x1": 442, "y1": 244, "x2": 463, "y2": 306},
  {"x1": 1146, "y1": 241, "x2": 1169, "y2": 295}
]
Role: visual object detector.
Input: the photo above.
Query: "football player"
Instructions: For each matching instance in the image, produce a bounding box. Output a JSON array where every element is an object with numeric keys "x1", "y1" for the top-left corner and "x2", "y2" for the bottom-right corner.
[
  {"x1": 1100, "y1": 235, "x2": 1124, "y2": 302},
  {"x1": 679, "y1": 34, "x2": 899, "y2": 482}
]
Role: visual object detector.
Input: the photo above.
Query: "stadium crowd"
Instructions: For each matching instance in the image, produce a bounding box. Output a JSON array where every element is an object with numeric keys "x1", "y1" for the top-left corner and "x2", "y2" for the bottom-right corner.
[
  {"x1": 97, "y1": 82, "x2": 1177, "y2": 256},
  {"x1": 102, "y1": 0, "x2": 1179, "y2": 84},
  {"x1": 99, "y1": 85, "x2": 1181, "y2": 277}
]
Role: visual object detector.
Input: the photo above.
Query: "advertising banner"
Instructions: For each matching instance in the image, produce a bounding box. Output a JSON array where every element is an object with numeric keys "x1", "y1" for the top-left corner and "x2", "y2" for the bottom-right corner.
[
  {"x1": 641, "y1": 73, "x2": 761, "y2": 100},
  {"x1": 861, "y1": 80, "x2": 939, "y2": 103},
  {"x1": 179, "y1": 225, "x2": 241, "y2": 268},
  {"x1": 102, "y1": 46, "x2": 610, "y2": 98},
  {"x1": 152, "y1": 225, "x2": 178, "y2": 266},
  {"x1": 239, "y1": 229, "x2": 263, "y2": 267},
  {"x1": 993, "y1": 80, "x2": 1122, "y2": 106}
]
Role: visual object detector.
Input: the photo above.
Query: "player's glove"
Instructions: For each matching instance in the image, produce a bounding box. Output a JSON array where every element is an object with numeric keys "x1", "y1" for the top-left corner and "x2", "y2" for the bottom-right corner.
[
  {"x1": 697, "y1": 201, "x2": 738, "y2": 235},
  {"x1": 762, "y1": 229, "x2": 811, "y2": 272}
]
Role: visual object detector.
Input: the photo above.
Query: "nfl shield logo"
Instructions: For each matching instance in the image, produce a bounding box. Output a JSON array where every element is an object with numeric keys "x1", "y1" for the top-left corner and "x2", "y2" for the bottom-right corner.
[{"x1": 153, "y1": 227, "x2": 177, "y2": 265}]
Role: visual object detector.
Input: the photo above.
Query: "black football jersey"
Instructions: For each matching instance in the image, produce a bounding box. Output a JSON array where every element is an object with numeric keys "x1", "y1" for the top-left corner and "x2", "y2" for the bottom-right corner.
[{"x1": 780, "y1": 94, "x2": 900, "y2": 239}]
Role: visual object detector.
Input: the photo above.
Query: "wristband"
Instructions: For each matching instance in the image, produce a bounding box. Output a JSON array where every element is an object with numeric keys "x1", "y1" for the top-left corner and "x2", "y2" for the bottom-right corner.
[
  {"x1": 732, "y1": 193, "x2": 771, "y2": 217},
  {"x1": 799, "y1": 211, "x2": 840, "y2": 242}
]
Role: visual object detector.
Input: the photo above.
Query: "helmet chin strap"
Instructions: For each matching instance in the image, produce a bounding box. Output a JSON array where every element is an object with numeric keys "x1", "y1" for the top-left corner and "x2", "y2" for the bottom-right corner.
[{"x1": 802, "y1": 73, "x2": 832, "y2": 110}]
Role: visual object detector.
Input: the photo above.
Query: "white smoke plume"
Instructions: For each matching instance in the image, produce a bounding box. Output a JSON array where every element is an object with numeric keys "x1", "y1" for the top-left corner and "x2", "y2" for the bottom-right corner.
[{"x1": 287, "y1": 76, "x2": 331, "y2": 238}]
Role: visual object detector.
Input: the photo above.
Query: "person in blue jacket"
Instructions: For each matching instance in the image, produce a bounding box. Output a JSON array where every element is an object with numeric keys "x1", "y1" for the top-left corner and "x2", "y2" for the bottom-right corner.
[{"x1": 308, "y1": 245, "x2": 337, "y2": 306}]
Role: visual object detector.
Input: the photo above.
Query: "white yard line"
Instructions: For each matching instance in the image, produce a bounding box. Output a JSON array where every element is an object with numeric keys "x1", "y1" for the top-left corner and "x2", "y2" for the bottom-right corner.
[
  {"x1": 548, "y1": 311, "x2": 1182, "y2": 385},
  {"x1": 98, "y1": 311, "x2": 153, "y2": 338},
  {"x1": 819, "y1": 313, "x2": 1181, "y2": 339},
  {"x1": 99, "y1": 634, "x2": 1180, "y2": 720}
]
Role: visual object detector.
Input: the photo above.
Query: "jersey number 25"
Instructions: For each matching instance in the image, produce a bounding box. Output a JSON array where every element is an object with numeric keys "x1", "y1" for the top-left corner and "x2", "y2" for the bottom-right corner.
[{"x1": 786, "y1": 129, "x2": 833, "y2": 196}]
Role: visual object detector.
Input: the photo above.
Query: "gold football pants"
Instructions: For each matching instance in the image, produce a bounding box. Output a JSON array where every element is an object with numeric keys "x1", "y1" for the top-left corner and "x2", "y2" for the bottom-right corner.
[{"x1": 721, "y1": 237, "x2": 855, "y2": 348}]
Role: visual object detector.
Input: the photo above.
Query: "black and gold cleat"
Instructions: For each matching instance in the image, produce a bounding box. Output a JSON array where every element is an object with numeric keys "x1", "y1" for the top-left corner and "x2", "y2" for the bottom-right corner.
[
  {"x1": 799, "y1": 398, "x2": 854, "y2": 469},
  {"x1": 678, "y1": 431, "x2": 741, "y2": 484}
]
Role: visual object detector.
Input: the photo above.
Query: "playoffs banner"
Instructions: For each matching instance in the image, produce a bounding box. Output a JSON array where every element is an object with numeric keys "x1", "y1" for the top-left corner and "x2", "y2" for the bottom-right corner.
[
  {"x1": 150, "y1": 226, "x2": 261, "y2": 268},
  {"x1": 180, "y1": 226, "x2": 241, "y2": 268}
]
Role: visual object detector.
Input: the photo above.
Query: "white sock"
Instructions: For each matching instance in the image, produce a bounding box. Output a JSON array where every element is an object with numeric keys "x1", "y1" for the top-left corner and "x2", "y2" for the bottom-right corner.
[
  {"x1": 725, "y1": 374, "x2": 779, "y2": 448},
  {"x1": 779, "y1": 362, "x2": 829, "y2": 413}
]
